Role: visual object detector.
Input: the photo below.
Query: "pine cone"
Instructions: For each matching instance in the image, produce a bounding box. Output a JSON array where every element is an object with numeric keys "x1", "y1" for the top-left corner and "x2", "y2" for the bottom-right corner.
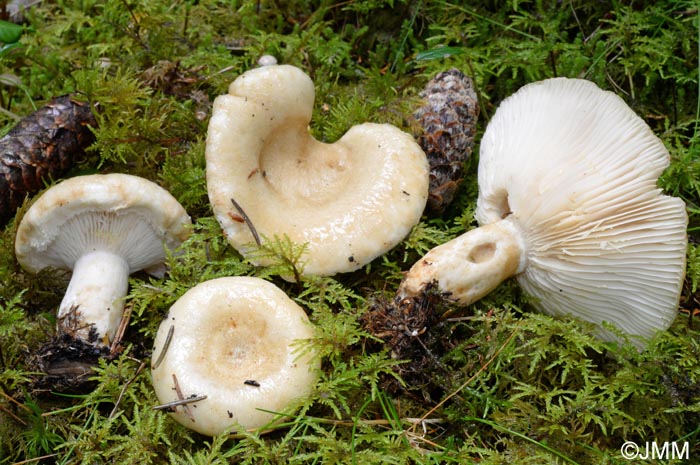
[
  {"x1": 414, "y1": 68, "x2": 479, "y2": 216},
  {"x1": 0, "y1": 95, "x2": 97, "y2": 227}
]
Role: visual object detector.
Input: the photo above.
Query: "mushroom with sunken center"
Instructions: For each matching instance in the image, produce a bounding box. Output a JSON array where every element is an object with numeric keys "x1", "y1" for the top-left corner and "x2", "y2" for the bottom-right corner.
[
  {"x1": 397, "y1": 78, "x2": 688, "y2": 349},
  {"x1": 205, "y1": 64, "x2": 429, "y2": 277},
  {"x1": 151, "y1": 276, "x2": 319, "y2": 436},
  {"x1": 15, "y1": 173, "x2": 191, "y2": 348}
]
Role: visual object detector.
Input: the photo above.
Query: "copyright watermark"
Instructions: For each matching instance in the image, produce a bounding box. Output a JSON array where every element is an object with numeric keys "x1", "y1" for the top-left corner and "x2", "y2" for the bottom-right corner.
[{"x1": 620, "y1": 441, "x2": 689, "y2": 460}]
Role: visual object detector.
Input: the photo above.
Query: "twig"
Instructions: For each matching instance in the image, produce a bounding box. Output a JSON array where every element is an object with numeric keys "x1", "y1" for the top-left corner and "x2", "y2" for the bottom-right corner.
[
  {"x1": 464, "y1": 416, "x2": 579, "y2": 464},
  {"x1": 153, "y1": 394, "x2": 207, "y2": 412},
  {"x1": 109, "y1": 361, "x2": 146, "y2": 419},
  {"x1": 171, "y1": 373, "x2": 195, "y2": 422},
  {"x1": 110, "y1": 305, "x2": 132, "y2": 356},
  {"x1": 0, "y1": 105, "x2": 20, "y2": 121},
  {"x1": 320, "y1": 416, "x2": 444, "y2": 428},
  {"x1": 412, "y1": 332, "x2": 448, "y2": 373},
  {"x1": 11, "y1": 453, "x2": 59, "y2": 465},
  {"x1": 230, "y1": 197, "x2": 261, "y2": 246},
  {"x1": 0, "y1": 390, "x2": 29, "y2": 425},
  {"x1": 0, "y1": 390, "x2": 29, "y2": 411},
  {"x1": 151, "y1": 324, "x2": 174, "y2": 370},
  {"x1": 202, "y1": 65, "x2": 236, "y2": 82},
  {"x1": 225, "y1": 414, "x2": 445, "y2": 439},
  {"x1": 0, "y1": 403, "x2": 26, "y2": 426},
  {"x1": 408, "y1": 321, "x2": 522, "y2": 434}
]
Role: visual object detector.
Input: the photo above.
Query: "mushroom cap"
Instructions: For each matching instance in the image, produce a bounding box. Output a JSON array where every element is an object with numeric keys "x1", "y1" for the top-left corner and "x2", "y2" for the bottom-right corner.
[
  {"x1": 206, "y1": 64, "x2": 429, "y2": 276},
  {"x1": 151, "y1": 276, "x2": 319, "y2": 436},
  {"x1": 15, "y1": 173, "x2": 191, "y2": 275},
  {"x1": 476, "y1": 77, "x2": 687, "y2": 346}
]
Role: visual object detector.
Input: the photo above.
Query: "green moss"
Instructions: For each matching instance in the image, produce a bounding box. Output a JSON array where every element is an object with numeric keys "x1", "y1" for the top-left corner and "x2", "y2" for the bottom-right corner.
[{"x1": 1, "y1": 1, "x2": 699, "y2": 464}]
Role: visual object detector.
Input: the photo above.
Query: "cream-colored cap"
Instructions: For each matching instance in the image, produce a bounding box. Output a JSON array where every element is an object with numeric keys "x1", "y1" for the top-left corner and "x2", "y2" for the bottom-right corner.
[
  {"x1": 151, "y1": 276, "x2": 319, "y2": 436},
  {"x1": 205, "y1": 64, "x2": 429, "y2": 277}
]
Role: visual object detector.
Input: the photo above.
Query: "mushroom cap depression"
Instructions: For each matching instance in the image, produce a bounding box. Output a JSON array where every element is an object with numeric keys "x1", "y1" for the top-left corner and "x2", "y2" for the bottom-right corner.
[
  {"x1": 476, "y1": 77, "x2": 687, "y2": 346},
  {"x1": 15, "y1": 173, "x2": 191, "y2": 276},
  {"x1": 206, "y1": 64, "x2": 429, "y2": 277},
  {"x1": 151, "y1": 276, "x2": 319, "y2": 436}
]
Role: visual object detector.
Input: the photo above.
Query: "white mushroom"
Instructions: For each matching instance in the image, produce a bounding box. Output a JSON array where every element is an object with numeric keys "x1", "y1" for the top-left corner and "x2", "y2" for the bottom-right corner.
[
  {"x1": 257, "y1": 54, "x2": 278, "y2": 67},
  {"x1": 398, "y1": 78, "x2": 688, "y2": 348},
  {"x1": 205, "y1": 64, "x2": 429, "y2": 277},
  {"x1": 15, "y1": 174, "x2": 191, "y2": 347},
  {"x1": 151, "y1": 276, "x2": 318, "y2": 436}
]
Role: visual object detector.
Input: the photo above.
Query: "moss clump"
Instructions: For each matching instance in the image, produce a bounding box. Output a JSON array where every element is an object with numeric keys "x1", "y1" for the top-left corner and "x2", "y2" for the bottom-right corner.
[{"x1": 1, "y1": 1, "x2": 699, "y2": 464}]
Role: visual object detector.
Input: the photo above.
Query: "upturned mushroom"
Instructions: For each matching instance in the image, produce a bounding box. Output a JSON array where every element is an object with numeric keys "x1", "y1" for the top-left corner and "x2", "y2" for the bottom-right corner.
[
  {"x1": 151, "y1": 276, "x2": 318, "y2": 436},
  {"x1": 397, "y1": 78, "x2": 688, "y2": 348},
  {"x1": 206, "y1": 64, "x2": 429, "y2": 277},
  {"x1": 15, "y1": 173, "x2": 191, "y2": 348}
]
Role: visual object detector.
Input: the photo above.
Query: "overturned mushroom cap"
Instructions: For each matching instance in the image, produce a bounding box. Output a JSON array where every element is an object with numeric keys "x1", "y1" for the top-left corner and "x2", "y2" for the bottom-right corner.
[
  {"x1": 400, "y1": 78, "x2": 687, "y2": 348},
  {"x1": 151, "y1": 276, "x2": 318, "y2": 436},
  {"x1": 15, "y1": 173, "x2": 190, "y2": 274},
  {"x1": 15, "y1": 173, "x2": 191, "y2": 344},
  {"x1": 206, "y1": 64, "x2": 429, "y2": 277}
]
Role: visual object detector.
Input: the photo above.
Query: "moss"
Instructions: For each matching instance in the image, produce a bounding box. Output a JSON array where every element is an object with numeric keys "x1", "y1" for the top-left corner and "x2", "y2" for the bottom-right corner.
[{"x1": 1, "y1": 0, "x2": 699, "y2": 464}]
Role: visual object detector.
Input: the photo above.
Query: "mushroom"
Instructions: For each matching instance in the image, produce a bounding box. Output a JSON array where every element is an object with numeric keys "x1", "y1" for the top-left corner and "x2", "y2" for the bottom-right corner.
[
  {"x1": 15, "y1": 173, "x2": 191, "y2": 347},
  {"x1": 397, "y1": 78, "x2": 688, "y2": 348},
  {"x1": 256, "y1": 54, "x2": 278, "y2": 67},
  {"x1": 205, "y1": 64, "x2": 429, "y2": 277},
  {"x1": 151, "y1": 276, "x2": 318, "y2": 436}
]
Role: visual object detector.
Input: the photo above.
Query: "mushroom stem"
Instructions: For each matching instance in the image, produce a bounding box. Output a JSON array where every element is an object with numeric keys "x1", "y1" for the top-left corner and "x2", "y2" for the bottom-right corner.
[
  {"x1": 57, "y1": 250, "x2": 130, "y2": 346},
  {"x1": 398, "y1": 218, "x2": 528, "y2": 306}
]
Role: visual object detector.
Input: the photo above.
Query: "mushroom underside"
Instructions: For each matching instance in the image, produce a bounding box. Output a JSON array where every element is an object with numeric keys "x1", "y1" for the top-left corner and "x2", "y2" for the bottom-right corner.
[{"x1": 390, "y1": 77, "x2": 688, "y2": 353}]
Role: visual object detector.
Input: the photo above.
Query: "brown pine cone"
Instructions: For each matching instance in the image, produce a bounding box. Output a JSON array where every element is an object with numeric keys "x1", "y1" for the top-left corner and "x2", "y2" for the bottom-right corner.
[
  {"x1": 414, "y1": 68, "x2": 479, "y2": 216},
  {"x1": 0, "y1": 95, "x2": 97, "y2": 227}
]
